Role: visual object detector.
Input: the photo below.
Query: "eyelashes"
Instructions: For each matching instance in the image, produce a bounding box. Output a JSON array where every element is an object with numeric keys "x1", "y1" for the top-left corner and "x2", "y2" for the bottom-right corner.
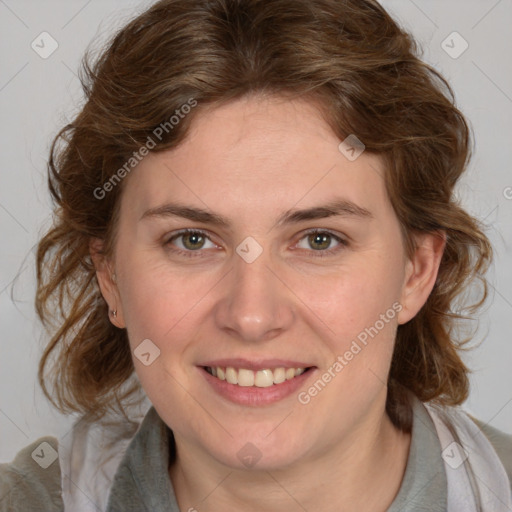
[
  {"x1": 295, "y1": 230, "x2": 347, "y2": 254},
  {"x1": 165, "y1": 229, "x2": 216, "y2": 252},
  {"x1": 163, "y1": 228, "x2": 349, "y2": 259}
]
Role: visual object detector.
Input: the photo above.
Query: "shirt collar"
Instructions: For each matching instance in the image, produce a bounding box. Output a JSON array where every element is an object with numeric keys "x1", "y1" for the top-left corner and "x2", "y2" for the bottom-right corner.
[
  {"x1": 106, "y1": 395, "x2": 447, "y2": 511},
  {"x1": 106, "y1": 406, "x2": 179, "y2": 511},
  {"x1": 387, "y1": 394, "x2": 447, "y2": 511}
]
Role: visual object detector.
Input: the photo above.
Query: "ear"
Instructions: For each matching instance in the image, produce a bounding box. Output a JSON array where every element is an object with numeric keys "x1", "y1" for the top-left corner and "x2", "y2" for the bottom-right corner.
[
  {"x1": 397, "y1": 231, "x2": 446, "y2": 325},
  {"x1": 89, "y1": 238, "x2": 126, "y2": 328}
]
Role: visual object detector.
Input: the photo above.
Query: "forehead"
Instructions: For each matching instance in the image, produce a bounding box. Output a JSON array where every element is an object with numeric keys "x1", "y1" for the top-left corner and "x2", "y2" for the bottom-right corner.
[
  {"x1": 168, "y1": 95, "x2": 354, "y2": 173},
  {"x1": 120, "y1": 95, "x2": 391, "y2": 222}
]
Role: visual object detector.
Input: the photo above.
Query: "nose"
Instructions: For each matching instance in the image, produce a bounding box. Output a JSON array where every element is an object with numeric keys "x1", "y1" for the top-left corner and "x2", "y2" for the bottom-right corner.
[{"x1": 213, "y1": 249, "x2": 295, "y2": 343}]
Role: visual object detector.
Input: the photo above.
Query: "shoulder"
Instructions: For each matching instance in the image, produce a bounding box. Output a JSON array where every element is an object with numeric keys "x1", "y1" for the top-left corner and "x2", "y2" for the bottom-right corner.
[
  {"x1": 0, "y1": 436, "x2": 64, "y2": 512},
  {"x1": 0, "y1": 406, "x2": 145, "y2": 512},
  {"x1": 469, "y1": 415, "x2": 512, "y2": 488}
]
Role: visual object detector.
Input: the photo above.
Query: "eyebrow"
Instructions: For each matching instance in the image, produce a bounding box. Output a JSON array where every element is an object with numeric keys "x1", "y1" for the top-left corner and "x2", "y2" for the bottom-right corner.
[{"x1": 140, "y1": 198, "x2": 373, "y2": 228}]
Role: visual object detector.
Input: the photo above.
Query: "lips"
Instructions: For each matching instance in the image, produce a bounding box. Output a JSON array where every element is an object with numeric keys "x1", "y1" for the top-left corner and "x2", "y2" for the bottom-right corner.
[{"x1": 199, "y1": 361, "x2": 316, "y2": 406}]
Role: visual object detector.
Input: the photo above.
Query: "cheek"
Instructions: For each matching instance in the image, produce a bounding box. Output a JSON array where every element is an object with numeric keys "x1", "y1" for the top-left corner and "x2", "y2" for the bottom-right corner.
[
  {"x1": 293, "y1": 260, "x2": 403, "y2": 342},
  {"x1": 116, "y1": 267, "x2": 206, "y2": 407},
  {"x1": 115, "y1": 249, "x2": 231, "y2": 367},
  {"x1": 290, "y1": 260, "x2": 403, "y2": 403},
  {"x1": 119, "y1": 268, "x2": 200, "y2": 344}
]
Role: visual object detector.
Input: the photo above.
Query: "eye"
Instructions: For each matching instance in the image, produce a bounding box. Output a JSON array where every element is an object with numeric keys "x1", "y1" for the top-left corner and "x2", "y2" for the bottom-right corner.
[
  {"x1": 295, "y1": 230, "x2": 347, "y2": 255},
  {"x1": 165, "y1": 229, "x2": 217, "y2": 253}
]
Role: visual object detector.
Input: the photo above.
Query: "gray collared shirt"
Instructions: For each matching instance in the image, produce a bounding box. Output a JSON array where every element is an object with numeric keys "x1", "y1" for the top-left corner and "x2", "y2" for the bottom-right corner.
[
  {"x1": 106, "y1": 395, "x2": 448, "y2": 511},
  {"x1": 1, "y1": 396, "x2": 511, "y2": 511}
]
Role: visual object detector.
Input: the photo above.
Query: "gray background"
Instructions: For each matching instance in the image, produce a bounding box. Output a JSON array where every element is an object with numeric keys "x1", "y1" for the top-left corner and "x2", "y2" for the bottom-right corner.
[{"x1": 1, "y1": 0, "x2": 511, "y2": 462}]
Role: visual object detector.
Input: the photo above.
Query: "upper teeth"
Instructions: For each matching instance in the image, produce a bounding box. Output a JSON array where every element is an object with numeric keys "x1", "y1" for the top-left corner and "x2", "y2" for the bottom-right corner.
[{"x1": 207, "y1": 366, "x2": 306, "y2": 387}]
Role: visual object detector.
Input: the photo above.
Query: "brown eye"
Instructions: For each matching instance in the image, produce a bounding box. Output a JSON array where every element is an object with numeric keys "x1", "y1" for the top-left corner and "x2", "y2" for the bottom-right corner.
[
  {"x1": 181, "y1": 232, "x2": 206, "y2": 250},
  {"x1": 166, "y1": 230, "x2": 216, "y2": 252},
  {"x1": 295, "y1": 230, "x2": 347, "y2": 256},
  {"x1": 307, "y1": 232, "x2": 332, "y2": 250}
]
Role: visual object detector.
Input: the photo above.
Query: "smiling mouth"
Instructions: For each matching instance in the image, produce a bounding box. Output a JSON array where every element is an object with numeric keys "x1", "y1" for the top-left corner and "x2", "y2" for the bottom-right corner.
[{"x1": 203, "y1": 366, "x2": 313, "y2": 387}]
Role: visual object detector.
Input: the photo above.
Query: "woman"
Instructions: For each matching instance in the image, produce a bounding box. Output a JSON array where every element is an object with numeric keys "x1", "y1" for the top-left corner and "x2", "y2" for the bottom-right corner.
[{"x1": 1, "y1": 0, "x2": 510, "y2": 510}]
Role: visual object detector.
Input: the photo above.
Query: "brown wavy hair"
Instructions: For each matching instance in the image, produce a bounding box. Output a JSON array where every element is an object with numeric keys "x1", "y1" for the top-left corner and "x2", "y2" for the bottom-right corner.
[{"x1": 36, "y1": 0, "x2": 492, "y2": 430}]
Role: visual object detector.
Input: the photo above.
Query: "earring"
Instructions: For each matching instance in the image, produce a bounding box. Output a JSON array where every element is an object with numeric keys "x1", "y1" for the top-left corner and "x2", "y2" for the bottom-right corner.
[{"x1": 110, "y1": 309, "x2": 117, "y2": 318}]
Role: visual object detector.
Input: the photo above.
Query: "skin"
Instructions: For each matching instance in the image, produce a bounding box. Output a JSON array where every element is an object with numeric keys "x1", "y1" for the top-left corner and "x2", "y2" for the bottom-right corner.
[{"x1": 93, "y1": 95, "x2": 445, "y2": 511}]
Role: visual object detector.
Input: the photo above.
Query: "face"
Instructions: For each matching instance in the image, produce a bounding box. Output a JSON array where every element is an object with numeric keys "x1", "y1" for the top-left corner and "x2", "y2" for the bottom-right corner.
[{"x1": 97, "y1": 95, "x2": 438, "y2": 470}]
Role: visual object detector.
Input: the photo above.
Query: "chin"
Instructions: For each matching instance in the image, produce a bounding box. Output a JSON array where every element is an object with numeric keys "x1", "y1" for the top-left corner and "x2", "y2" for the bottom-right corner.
[{"x1": 200, "y1": 429, "x2": 307, "y2": 472}]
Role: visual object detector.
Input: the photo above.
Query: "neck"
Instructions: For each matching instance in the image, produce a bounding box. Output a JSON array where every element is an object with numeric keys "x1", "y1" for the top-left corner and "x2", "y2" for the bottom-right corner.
[{"x1": 168, "y1": 402, "x2": 411, "y2": 512}]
